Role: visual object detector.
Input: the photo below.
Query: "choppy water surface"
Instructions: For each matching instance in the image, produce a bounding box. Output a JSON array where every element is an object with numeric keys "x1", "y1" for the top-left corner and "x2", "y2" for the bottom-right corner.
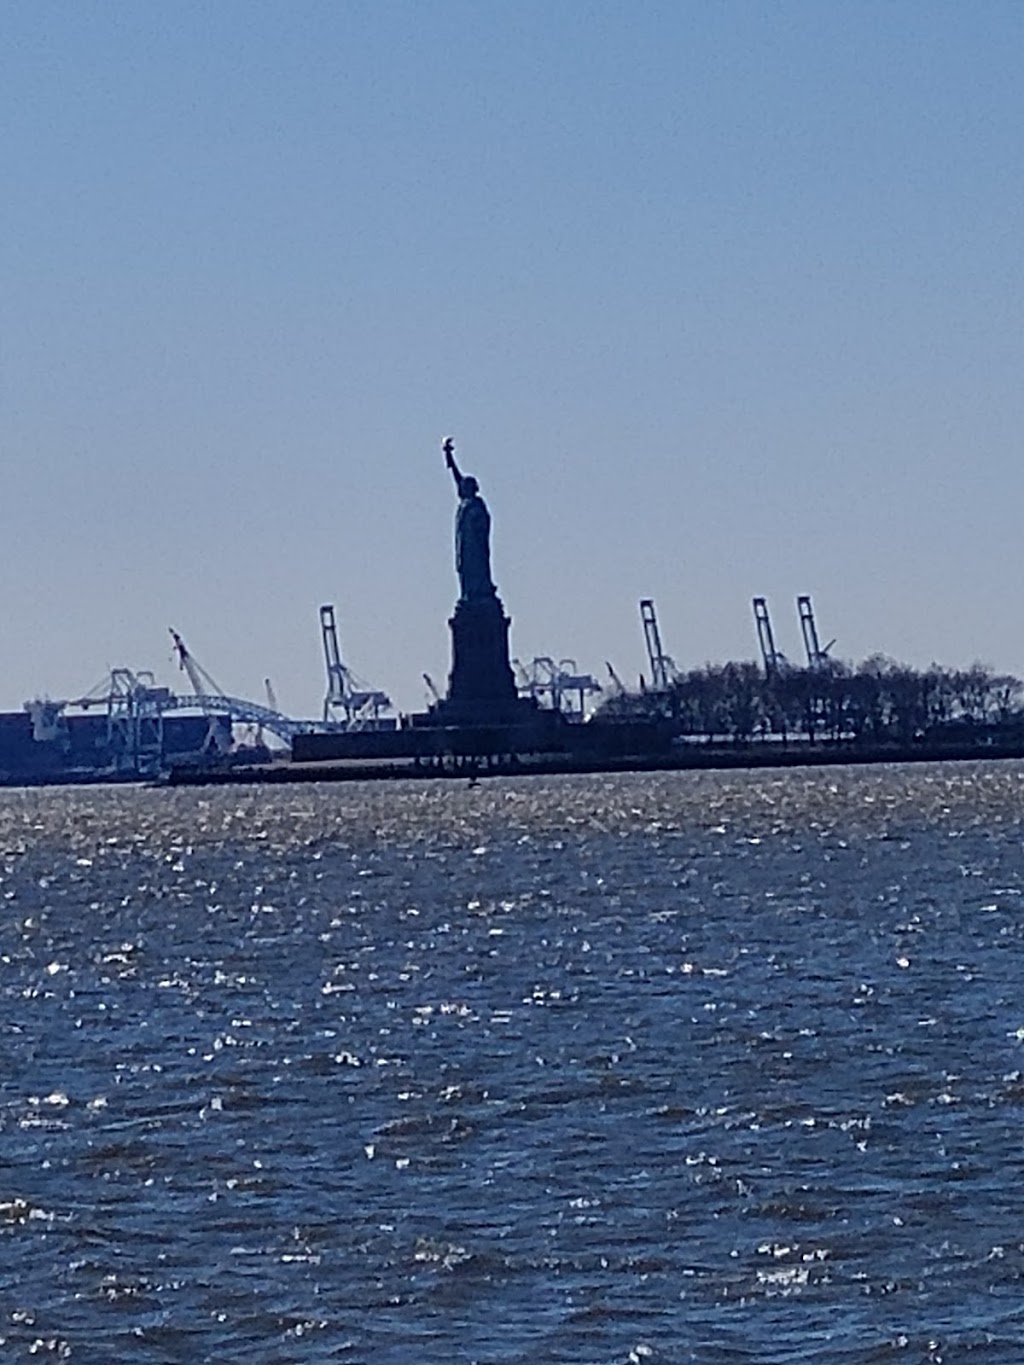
[{"x1": 2, "y1": 763, "x2": 1024, "y2": 1362}]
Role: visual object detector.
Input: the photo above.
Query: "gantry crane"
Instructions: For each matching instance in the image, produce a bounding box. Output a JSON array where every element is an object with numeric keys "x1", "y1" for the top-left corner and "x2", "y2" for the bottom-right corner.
[
  {"x1": 168, "y1": 629, "x2": 234, "y2": 754},
  {"x1": 752, "y1": 597, "x2": 788, "y2": 678},
  {"x1": 639, "y1": 599, "x2": 676, "y2": 691},
  {"x1": 319, "y1": 604, "x2": 391, "y2": 727},
  {"x1": 796, "y1": 595, "x2": 835, "y2": 670},
  {"x1": 512, "y1": 656, "x2": 601, "y2": 716},
  {"x1": 552, "y1": 659, "x2": 601, "y2": 716},
  {"x1": 170, "y1": 628, "x2": 228, "y2": 701},
  {"x1": 605, "y1": 661, "x2": 627, "y2": 695},
  {"x1": 168, "y1": 628, "x2": 308, "y2": 744}
]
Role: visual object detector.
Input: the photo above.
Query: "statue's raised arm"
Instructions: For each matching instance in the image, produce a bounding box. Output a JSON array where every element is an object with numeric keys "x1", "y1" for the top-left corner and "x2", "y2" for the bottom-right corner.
[{"x1": 442, "y1": 436, "x2": 463, "y2": 489}]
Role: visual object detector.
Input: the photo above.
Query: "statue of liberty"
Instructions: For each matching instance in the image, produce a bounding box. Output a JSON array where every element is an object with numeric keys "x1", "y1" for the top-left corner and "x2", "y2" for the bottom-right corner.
[
  {"x1": 443, "y1": 437, "x2": 497, "y2": 603},
  {"x1": 436, "y1": 434, "x2": 520, "y2": 712}
]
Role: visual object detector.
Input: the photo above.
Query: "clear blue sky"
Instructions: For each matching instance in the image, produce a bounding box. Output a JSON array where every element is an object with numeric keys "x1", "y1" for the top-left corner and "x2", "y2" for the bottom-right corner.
[{"x1": 3, "y1": 1, "x2": 1023, "y2": 715}]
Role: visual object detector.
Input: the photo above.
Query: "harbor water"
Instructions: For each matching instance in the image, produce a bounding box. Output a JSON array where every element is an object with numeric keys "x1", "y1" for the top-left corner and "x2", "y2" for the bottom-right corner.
[{"x1": 2, "y1": 763, "x2": 1024, "y2": 1363}]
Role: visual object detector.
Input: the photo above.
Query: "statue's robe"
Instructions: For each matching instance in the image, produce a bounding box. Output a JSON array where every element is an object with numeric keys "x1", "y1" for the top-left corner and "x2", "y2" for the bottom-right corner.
[{"x1": 455, "y1": 487, "x2": 496, "y2": 603}]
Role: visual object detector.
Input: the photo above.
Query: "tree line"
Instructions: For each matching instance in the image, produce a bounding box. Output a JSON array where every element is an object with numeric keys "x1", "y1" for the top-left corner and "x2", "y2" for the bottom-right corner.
[{"x1": 596, "y1": 657, "x2": 1024, "y2": 746}]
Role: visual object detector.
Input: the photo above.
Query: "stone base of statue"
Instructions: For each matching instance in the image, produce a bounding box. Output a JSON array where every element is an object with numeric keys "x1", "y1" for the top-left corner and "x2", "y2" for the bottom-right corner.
[
  {"x1": 433, "y1": 595, "x2": 523, "y2": 723},
  {"x1": 402, "y1": 592, "x2": 565, "y2": 744}
]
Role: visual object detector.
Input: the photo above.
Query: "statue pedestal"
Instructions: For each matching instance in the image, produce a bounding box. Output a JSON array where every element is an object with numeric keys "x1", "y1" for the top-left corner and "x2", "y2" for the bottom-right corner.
[
  {"x1": 444, "y1": 597, "x2": 518, "y2": 717},
  {"x1": 404, "y1": 593, "x2": 563, "y2": 745}
]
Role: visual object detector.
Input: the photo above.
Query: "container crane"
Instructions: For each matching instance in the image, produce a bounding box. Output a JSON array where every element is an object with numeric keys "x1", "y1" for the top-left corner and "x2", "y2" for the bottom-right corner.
[
  {"x1": 752, "y1": 597, "x2": 788, "y2": 678},
  {"x1": 319, "y1": 604, "x2": 392, "y2": 727},
  {"x1": 522, "y1": 656, "x2": 557, "y2": 705},
  {"x1": 27, "y1": 669, "x2": 176, "y2": 775},
  {"x1": 639, "y1": 599, "x2": 676, "y2": 691},
  {"x1": 167, "y1": 628, "x2": 310, "y2": 744},
  {"x1": 605, "y1": 661, "x2": 627, "y2": 696},
  {"x1": 170, "y1": 629, "x2": 227, "y2": 700},
  {"x1": 511, "y1": 659, "x2": 533, "y2": 694},
  {"x1": 796, "y1": 595, "x2": 835, "y2": 670},
  {"x1": 552, "y1": 659, "x2": 601, "y2": 717},
  {"x1": 511, "y1": 656, "x2": 600, "y2": 716},
  {"x1": 169, "y1": 630, "x2": 235, "y2": 754}
]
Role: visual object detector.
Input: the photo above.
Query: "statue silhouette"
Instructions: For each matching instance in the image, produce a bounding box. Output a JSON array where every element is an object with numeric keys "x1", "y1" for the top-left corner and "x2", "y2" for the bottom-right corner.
[{"x1": 443, "y1": 437, "x2": 497, "y2": 604}]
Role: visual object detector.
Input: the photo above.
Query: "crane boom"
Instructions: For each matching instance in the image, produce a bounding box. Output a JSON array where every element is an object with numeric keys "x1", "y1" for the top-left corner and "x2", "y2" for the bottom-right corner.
[
  {"x1": 752, "y1": 597, "x2": 786, "y2": 677},
  {"x1": 170, "y1": 628, "x2": 227, "y2": 700},
  {"x1": 796, "y1": 595, "x2": 835, "y2": 669},
  {"x1": 639, "y1": 599, "x2": 672, "y2": 691},
  {"x1": 319, "y1": 605, "x2": 347, "y2": 718}
]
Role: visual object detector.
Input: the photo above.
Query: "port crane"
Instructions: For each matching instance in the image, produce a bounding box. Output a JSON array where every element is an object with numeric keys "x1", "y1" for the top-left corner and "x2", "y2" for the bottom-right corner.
[
  {"x1": 319, "y1": 604, "x2": 392, "y2": 727},
  {"x1": 796, "y1": 595, "x2": 835, "y2": 670},
  {"x1": 605, "y1": 661, "x2": 627, "y2": 696},
  {"x1": 511, "y1": 659, "x2": 534, "y2": 696},
  {"x1": 168, "y1": 628, "x2": 312, "y2": 743},
  {"x1": 28, "y1": 668, "x2": 178, "y2": 774},
  {"x1": 752, "y1": 597, "x2": 789, "y2": 678},
  {"x1": 27, "y1": 653, "x2": 252, "y2": 774},
  {"x1": 639, "y1": 599, "x2": 676, "y2": 691},
  {"x1": 513, "y1": 656, "x2": 600, "y2": 716},
  {"x1": 552, "y1": 659, "x2": 601, "y2": 716},
  {"x1": 28, "y1": 634, "x2": 319, "y2": 774},
  {"x1": 106, "y1": 668, "x2": 175, "y2": 769}
]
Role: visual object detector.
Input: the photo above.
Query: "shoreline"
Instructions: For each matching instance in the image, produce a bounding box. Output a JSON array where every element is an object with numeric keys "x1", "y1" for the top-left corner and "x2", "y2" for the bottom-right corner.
[{"x1": 162, "y1": 738, "x2": 1024, "y2": 787}]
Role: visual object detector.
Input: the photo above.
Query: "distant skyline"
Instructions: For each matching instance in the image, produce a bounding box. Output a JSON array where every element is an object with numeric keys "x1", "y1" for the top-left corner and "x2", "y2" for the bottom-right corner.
[{"x1": 4, "y1": 1, "x2": 1023, "y2": 716}]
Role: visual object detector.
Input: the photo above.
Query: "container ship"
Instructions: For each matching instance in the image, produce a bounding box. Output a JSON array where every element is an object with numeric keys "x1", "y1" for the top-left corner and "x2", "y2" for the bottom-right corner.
[{"x1": 0, "y1": 701, "x2": 231, "y2": 785}]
